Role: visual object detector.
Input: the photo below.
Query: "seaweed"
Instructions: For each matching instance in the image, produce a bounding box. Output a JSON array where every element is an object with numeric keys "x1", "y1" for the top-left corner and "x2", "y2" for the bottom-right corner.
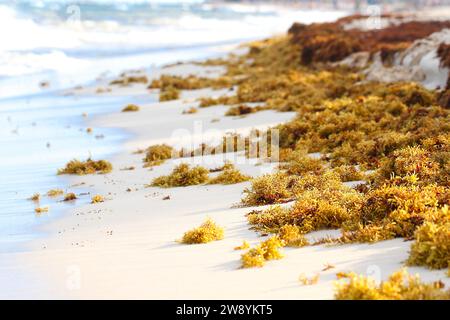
[
  {"x1": 47, "y1": 189, "x2": 64, "y2": 197},
  {"x1": 91, "y1": 195, "x2": 105, "y2": 204},
  {"x1": 58, "y1": 159, "x2": 112, "y2": 175},
  {"x1": 334, "y1": 268, "x2": 450, "y2": 300},
  {"x1": 144, "y1": 144, "x2": 174, "y2": 165},
  {"x1": 208, "y1": 163, "x2": 251, "y2": 185},
  {"x1": 159, "y1": 86, "x2": 180, "y2": 102},
  {"x1": 407, "y1": 206, "x2": 450, "y2": 270},
  {"x1": 63, "y1": 193, "x2": 77, "y2": 201},
  {"x1": 240, "y1": 237, "x2": 284, "y2": 268},
  {"x1": 181, "y1": 218, "x2": 224, "y2": 244},
  {"x1": 241, "y1": 172, "x2": 294, "y2": 206},
  {"x1": 122, "y1": 104, "x2": 140, "y2": 112},
  {"x1": 151, "y1": 163, "x2": 209, "y2": 188}
]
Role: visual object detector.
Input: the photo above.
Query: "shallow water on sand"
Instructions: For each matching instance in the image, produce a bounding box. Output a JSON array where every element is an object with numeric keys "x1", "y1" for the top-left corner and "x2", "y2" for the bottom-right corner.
[{"x1": 0, "y1": 91, "x2": 153, "y2": 253}]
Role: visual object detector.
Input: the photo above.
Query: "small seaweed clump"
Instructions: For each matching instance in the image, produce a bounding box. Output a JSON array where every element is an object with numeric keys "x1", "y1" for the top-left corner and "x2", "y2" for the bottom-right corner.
[
  {"x1": 35, "y1": 206, "x2": 49, "y2": 214},
  {"x1": 91, "y1": 195, "x2": 105, "y2": 204},
  {"x1": 29, "y1": 193, "x2": 40, "y2": 201},
  {"x1": 277, "y1": 224, "x2": 309, "y2": 247},
  {"x1": 334, "y1": 269, "x2": 450, "y2": 300},
  {"x1": 143, "y1": 144, "x2": 174, "y2": 166},
  {"x1": 208, "y1": 163, "x2": 251, "y2": 185},
  {"x1": 241, "y1": 172, "x2": 294, "y2": 206},
  {"x1": 240, "y1": 237, "x2": 284, "y2": 268},
  {"x1": 234, "y1": 240, "x2": 250, "y2": 251},
  {"x1": 47, "y1": 189, "x2": 64, "y2": 197},
  {"x1": 181, "y1": 219, "x2": 224, "y2": 244},
  {"x1": 407, "y1": 206, "x2": 450, "y2": 270},
  {"x1": 58, "y1": 159, "x2": 112, "y2": 175},
  {"x1": 63, "y1": 193, "x2": 77, "y2": 201},
  {"x1": 151, "y1": 163, "x2": 209, "y2": 188},
  {"x1": 122, "y1": 104, "x2": 140, "y2": 112}
]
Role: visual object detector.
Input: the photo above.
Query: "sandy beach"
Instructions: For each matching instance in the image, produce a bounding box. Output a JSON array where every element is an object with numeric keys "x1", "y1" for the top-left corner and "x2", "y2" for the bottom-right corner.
[
  {"x1": 0, "y1": 58, "x2": 448, "y2": 299},
  {"x1": 1, "y1": 1, "x2": 450, "y2": 301}
]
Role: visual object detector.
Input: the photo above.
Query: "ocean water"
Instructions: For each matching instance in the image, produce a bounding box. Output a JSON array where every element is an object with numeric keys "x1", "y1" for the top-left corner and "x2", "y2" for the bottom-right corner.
[{"x1": 0, "y1": 0, "x2": 347, "y2": 252}]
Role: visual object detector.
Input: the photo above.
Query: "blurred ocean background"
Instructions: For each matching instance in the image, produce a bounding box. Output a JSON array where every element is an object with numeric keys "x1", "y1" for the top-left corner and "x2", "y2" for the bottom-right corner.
[
  {"x1": 0, "y1": 0, "x2": 348, "y2": 98},
  {"x1": 0, "y1": 0, "x2": 346, "y2": 252}
]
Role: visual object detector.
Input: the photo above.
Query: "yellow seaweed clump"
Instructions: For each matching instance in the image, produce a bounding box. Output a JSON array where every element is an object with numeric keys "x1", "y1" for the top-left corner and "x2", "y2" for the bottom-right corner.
[
  {"x1": 334, "y1": 269, "x2": 450, "y2": 300},
  {"x1": 91, "y1": 195, "x2": 105, "y2": 204},
  {"x1": 407, "y1": 206, "x2": 450, "y2": 270},
  {"x1": 159, "y1": 86, "x2": 180, "y2": 102},
  {"x1": 240, "y1": 237, "x2": 284, "y2": 268},
  {"x1": 151, "y1": 163, "x2": 209, "y2": 188},
  {"x1": 143, "y1": 144, "x2": 174, "y2": 166},
  {"x1": 247, "y1": 171, "x2": 363, "y2": 234},
  {"x1": 58, "y1": 159, "x2": 112, "y2": 175},
  {"x1": 181, "y1": 218, "x2": 224, "y2": 244},
  {"x1": 241, "y1": 172, "x2": 293, "y2": 206},
  {"x1": 208, "y1": 163, "x2": 251, "y2": 185},
  {"x1": 122, "y1": 104, "x2": 140, "y2": 112},
  {"x1": 341, "y1": 184, "x2": 448, "y2": 243}
]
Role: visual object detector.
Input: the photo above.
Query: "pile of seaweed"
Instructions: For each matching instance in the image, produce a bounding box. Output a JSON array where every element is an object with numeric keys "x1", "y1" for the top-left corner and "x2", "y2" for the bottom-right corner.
[{"x1": 149, "y1": 15, "x2": 450, "y2": 284}]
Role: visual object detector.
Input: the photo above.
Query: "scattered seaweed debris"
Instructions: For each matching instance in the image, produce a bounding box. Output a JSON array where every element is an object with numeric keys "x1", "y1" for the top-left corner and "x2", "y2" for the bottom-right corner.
[
  {"x1": 334, "y1": 268, "x2": 450, "y2": 300},
  {"x1": 299, "y1": 273, "x2": 320, "y2": 286},
  {"x1": 58, "y1": 159, "x2": 112, "y2": 175},
  {"x1": 181, "y1": 218, "x2": 224, "y2": 244},
  {"x1": 234, "y1": 240, "x2": 250, "y2": 251},
  {"x1": 122, "y1": 104, "x2": 140, "y2": 112},
  {"x1": 151, "y1": 163, "x2": 209, "y2": 188}
]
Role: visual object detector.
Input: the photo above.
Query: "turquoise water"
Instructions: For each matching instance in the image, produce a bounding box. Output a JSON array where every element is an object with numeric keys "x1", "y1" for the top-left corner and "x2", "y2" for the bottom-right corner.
[{"x1": 0, "y1": 91, "x2": 146, "y2": 253}]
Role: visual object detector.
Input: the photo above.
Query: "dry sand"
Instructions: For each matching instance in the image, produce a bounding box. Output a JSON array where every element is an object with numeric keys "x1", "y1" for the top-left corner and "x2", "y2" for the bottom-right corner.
[{"x1": 0, "y1": 60, "x2": 448, "y2": 300}]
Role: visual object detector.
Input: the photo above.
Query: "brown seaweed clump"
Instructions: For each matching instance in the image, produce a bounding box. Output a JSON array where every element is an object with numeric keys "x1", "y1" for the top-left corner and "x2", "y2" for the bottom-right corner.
[
  {"x1": 110, "y1": 75, "x2": 148, "y2": 86},
  {"x1": 208, "y1": 163, "x2": 251, "y2": 185},
  {"x1": 159, "y1": 86, "x2": 180, "y2": 102},
  {"x1": 58, "y1": 159, "x2": 112, "y2": 175},
  {"x1": 122, "y1": 104, "x2": 140, "y2": 112},
  {"x1": 143, "y1": 144, "x2": 174, "y2": 166}
]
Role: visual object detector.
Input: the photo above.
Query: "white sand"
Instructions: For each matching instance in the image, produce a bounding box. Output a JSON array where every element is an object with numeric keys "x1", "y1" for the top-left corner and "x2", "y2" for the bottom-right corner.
[{"x1": 1, "y1": 62, "x2": 448, "y2": 300}]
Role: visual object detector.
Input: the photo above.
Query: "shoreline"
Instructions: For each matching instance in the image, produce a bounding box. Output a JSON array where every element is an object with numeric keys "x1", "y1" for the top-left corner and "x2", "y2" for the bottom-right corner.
[
  {"x1": 2, "y1": 47, "x2": 449, "y2": 299},
  {"x1": 1, "y1": 9, "x2": 450, "y2": 299}
]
